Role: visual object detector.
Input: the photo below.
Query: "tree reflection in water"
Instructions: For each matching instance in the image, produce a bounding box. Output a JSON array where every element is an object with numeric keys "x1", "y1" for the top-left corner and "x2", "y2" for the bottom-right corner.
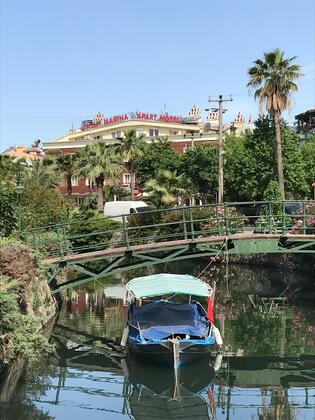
[{"x1": 1, "y1": 262, "x2": 314, "y2": 419}]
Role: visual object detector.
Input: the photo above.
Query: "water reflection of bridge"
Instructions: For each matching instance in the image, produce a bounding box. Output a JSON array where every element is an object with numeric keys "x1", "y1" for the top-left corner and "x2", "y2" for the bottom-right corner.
[
  {"x1": 48, "y1": 324, "x2": 315, "y2": 420},
  {"x1": 52, "y1": 318, "x2": 315, "y2": 388}
]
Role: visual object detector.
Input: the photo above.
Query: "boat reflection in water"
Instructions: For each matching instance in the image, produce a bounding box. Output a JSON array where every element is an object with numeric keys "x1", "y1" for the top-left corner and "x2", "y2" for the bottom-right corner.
[{"x1": 121, "y1": 353, "x2": 222, "y2": 420}]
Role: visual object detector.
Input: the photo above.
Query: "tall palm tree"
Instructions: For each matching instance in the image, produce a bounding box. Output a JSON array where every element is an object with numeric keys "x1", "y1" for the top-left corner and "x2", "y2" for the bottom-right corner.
[
  {"x1": 247, "y1": 49, "x2": 302, "y2": 198},
  {"x1": 116, "y1": 129, "x2": 146, "y2": 199},
  {"x1": 26, "y1": 159, "x2": 60, "y2": 188},
  {"x1": 78, "y1": 143, "x2": 123, "y2": 211},
  {"x1": 145, "y1": 169, "x2": 187, "y2": 207},
  {"x1": 54, "y1": 154, "x2": 78, "y2": 196}
]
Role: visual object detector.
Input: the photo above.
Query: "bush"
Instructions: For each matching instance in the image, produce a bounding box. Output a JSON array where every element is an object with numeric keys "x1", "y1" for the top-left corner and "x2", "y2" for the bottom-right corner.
[
  {"x1": 157, "y1": 206, "x2": 246, "y2": 240},
  {"x1": 263, "y1": 181, "x2": 283, "y2": 215},
  {"x1": 127, "y1": 210, "x2": 161, "y2": 244},
  {"x1": 157, "y1": 207, "x2": 218, "y2": 240},
  {"x1": 68, "y1": 210, "x2": 121, "y2": 252},
  {"x1": 0, "y1": 276, "x2": 54, "y2": 366},
  {"x1": 157, "y1": 208, "x2": 187, "y2": 241},
  {"x1": 200, "y1": 206, "x2": 246, "y2": 235},
  {"x1": 24, "y1": 230, "x2": 71, "y2": 258},
  {"x1": 0, "y1": 188, "x2": 17, "y2": 236},
  {"x1": 21, "y1": 181, "x2": 71, "y2": 229},
  {"x1": 122, "y1": 205, "x2": 248, "y2": 245},
  {"x1": 291, "y1": 204, "x2": 315, "y2": 234}
]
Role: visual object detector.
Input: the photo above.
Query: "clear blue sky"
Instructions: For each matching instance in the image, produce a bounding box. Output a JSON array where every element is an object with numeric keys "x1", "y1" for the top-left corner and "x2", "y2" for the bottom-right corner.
[{"x1": 1, "y1": 0, "x2": 314, "y2": 151}]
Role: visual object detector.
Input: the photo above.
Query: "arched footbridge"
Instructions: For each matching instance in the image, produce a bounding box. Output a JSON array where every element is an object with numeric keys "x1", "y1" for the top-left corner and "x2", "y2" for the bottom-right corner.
[{"x1": 23, "y1": 201, "x2": 315, "y2": 294}]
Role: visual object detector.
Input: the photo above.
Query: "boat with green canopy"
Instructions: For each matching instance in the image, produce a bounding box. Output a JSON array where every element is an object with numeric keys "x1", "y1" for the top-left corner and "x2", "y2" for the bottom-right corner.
[{"x1": 122, "y1": 273, "x2": 222, "y2": 368}]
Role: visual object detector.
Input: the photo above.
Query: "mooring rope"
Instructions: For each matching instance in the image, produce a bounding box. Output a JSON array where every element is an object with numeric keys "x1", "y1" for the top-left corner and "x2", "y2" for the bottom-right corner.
[{"x1": 197, "y1": 237, "x2": 228, "y2": 278}]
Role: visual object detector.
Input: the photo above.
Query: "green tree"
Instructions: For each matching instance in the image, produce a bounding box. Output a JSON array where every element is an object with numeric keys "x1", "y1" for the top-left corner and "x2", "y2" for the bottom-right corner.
[
  {"x1": 247, "y1": 49, "x2": 303, "y2": 198},
  {"x1": 68, "y1": 209, "x2": 121, "y2": 251},
  {"x1": 54, "y1": 154, "x2": 78, "y2": 196},
  {"x1": 263, "y1": 180, "x2": 283, "y2": 217},
  {"x1": 0, "y1": 156, "x2": 28, "y2": 187},
  {"x1": 25, "y1": 159, "x2": 60, "y2": 188},
  {"x1": 135, "y1": 138, "x2": 180, "y2": 184},
  {"x1": 0, "y1": 156, "x2": 16, "y2": 184},
  {"x1": 178, "y1": 144, "x2": 218, "y2": 197},
  {"x1": 78, "y1": 143, "x2": 123, "y2": 211},
  {"x1": 300, "y1": 135, "x2": 315, "y2": 198},
  {"x1": 224, "y1": 117, "x2": 308, "y2": 200},
  {"x1": 21, "y1": 181, "x2": 70, "y2": 228},
  {"x1": 144, "y1": 169, "x2": 187, "y2": 207},
  {"x1": 0, "y1": 187, "x2": 17, "y2": 236},
  {"x1": 224, "y1": 134, "x2": 254, "y2": 201},
  {"x1": 116, "y1": 129, "x2": 146, "y2": 199},
  {"x1": 281, "y1": 128, "x2": 308, "y2": 198}
]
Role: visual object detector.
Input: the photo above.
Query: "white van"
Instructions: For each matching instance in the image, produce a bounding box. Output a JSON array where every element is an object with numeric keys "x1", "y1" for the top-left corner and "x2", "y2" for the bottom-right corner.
[{"x1": 104, "y1": 201, "x2": 148, "y2": 222}]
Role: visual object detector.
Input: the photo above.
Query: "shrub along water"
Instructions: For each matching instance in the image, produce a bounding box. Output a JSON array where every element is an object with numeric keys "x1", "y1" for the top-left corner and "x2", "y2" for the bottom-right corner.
[
  {"x1": 68, "y1": 209, "x2": 121, "y2": 252},
  {"x1": 0, "y1": 244, "x2": 56, "y2": 371}
]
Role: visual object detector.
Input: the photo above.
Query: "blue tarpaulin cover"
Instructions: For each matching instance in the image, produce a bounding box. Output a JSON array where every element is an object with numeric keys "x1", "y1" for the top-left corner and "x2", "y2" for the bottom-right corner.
[{"x1": 130, "y1": 300, "x2": 208, "y2": 340}]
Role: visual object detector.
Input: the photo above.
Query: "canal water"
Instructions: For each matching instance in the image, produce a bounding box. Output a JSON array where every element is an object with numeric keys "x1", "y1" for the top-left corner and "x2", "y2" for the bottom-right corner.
[{"x1": 1, "y1": 260, "x2": 315, "y2": 419}]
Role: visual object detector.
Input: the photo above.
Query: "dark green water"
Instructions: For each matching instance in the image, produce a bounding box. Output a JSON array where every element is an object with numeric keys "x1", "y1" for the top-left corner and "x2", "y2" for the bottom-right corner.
[{"x1": 1, "y1": 261, "x2": 315, "y2": 419}]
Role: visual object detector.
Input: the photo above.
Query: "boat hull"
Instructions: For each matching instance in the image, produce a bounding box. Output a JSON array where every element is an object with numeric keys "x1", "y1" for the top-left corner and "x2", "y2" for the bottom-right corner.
[{"x1": 129, "y1": 340, "x2": 213, "y2": 367}]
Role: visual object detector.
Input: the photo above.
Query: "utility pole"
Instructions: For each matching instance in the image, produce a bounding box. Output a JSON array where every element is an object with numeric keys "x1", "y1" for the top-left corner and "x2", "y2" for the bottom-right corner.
[{"x1": 206, "y1": 95, "x2": 233, "y2": 203}]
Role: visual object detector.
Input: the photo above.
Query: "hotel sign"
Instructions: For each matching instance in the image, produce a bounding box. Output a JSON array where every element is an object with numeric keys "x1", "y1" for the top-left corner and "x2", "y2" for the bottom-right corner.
[{"x1": 81, "y1": 111, "x2": 182, "y2": 131}]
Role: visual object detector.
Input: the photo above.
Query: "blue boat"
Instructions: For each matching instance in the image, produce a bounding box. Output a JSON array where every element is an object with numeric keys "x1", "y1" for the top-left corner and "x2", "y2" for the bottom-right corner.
[{"x1": 122, "y1": 273, "x2": 222, "y2": 368}]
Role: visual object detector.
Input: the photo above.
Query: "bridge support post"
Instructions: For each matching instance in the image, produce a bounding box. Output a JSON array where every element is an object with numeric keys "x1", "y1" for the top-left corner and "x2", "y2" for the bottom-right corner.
[
  {"x1": 122, "y1": 215, "x2": 130, "y2": 250},
  {"x1": 282, "y1": 202, "x2": 286, "y2": 233},
  {"x1": 188, "y1": 207, "x2": 195, "y2": 240},
  {"x1": 268, "y1": 202, "x2": 272, "y2": 232},
  {"x1": 182, "y1": 208, "x2": 188, "y2": 240},
  {"x1": 57, "y1": 227, "x2": 65, "y2": 260},
  {"x1": 224, "y1": 202, "x2": 228, "y2": 235},
  {"x1": 302, "y1": 202, "x2": 306, "y2": 234},
  {"x1": 216, "y1": 205, "x2": 222, "y2": 236}
]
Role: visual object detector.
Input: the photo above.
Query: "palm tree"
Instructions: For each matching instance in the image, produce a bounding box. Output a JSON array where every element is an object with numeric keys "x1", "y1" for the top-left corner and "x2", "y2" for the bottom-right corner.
[
  {"x1": 144, "y1": 169, "x2": 187, "y2": 207},
  {"x1": 247, "y1": 49, "x2": 303, "y2": 198},
  {"x1": 78, "y1": 143, "x2": 123, "y2": 211},
  {"x1": 54, "y1": 154, "x2": 78, "y2": 196},
  {"x1": 26, "y1": 159, "x2": 60, "y2": 188},
  {"x1": 116, "y1": 129, "x2": 146, "y2": 199}
]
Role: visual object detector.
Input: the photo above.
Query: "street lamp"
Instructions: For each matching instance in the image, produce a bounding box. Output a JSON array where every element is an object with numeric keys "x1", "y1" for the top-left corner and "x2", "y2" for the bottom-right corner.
[{"x1": 15, "y1": 173, "x2": 25, "y2": 231}]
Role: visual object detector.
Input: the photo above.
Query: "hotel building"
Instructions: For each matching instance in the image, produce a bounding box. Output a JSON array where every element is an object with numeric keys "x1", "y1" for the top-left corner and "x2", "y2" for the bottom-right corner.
[{"x1": 43, "y1": 106, "x2": 254, "y2": 204}]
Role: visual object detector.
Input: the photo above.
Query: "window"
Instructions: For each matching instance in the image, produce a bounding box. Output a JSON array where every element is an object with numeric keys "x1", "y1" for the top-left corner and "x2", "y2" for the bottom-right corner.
[
  {"x1": 76, "y1": 196, "x2": 85, "y2": 206},
  {"x1": 123, "y1": 173, "x2": 134, "y2": 185},
  {"x1": 111, "y1": 131, "x2": 121, "y2": 139},
  {"x1": 71, "y1": 291, "x2": 79, "y2": 304},
  {"x1": 85, "y1": 178, "x2": 95, "y2": 188},
  {"x1": 149, "y1": 128, "x2": 159, "y2": 137},
  {"x1": 136, "y1": 129, "x2": 145, "y2": 137},
  {"x1": 169, "y1": 130, "x2": 178, "y2": 136},
  {"x1": 71, "y1": 177, "x2": 79, "y2": 186}
]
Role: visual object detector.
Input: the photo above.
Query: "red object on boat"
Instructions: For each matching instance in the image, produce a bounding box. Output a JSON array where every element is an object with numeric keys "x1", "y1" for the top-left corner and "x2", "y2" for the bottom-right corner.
[{"x1": 207, "y1": 297, "x2": 214, "y2": 323}]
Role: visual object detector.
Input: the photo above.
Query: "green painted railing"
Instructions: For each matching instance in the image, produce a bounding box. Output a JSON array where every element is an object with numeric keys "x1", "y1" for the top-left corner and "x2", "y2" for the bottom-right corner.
[{"x1": 22, "y1": 200, "x2": 315, "y2": 259}]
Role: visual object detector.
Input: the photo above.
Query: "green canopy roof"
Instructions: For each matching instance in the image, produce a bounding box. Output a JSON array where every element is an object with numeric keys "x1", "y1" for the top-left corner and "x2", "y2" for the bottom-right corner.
[{"x1": 126, "y1": 273, "x2": 211, "y2": 299}]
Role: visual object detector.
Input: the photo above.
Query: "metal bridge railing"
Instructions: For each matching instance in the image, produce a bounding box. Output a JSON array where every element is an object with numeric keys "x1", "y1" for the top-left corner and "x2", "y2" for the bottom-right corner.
[{"x1": 22, "y1": 200, "x2": 315, "y2": 259}]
